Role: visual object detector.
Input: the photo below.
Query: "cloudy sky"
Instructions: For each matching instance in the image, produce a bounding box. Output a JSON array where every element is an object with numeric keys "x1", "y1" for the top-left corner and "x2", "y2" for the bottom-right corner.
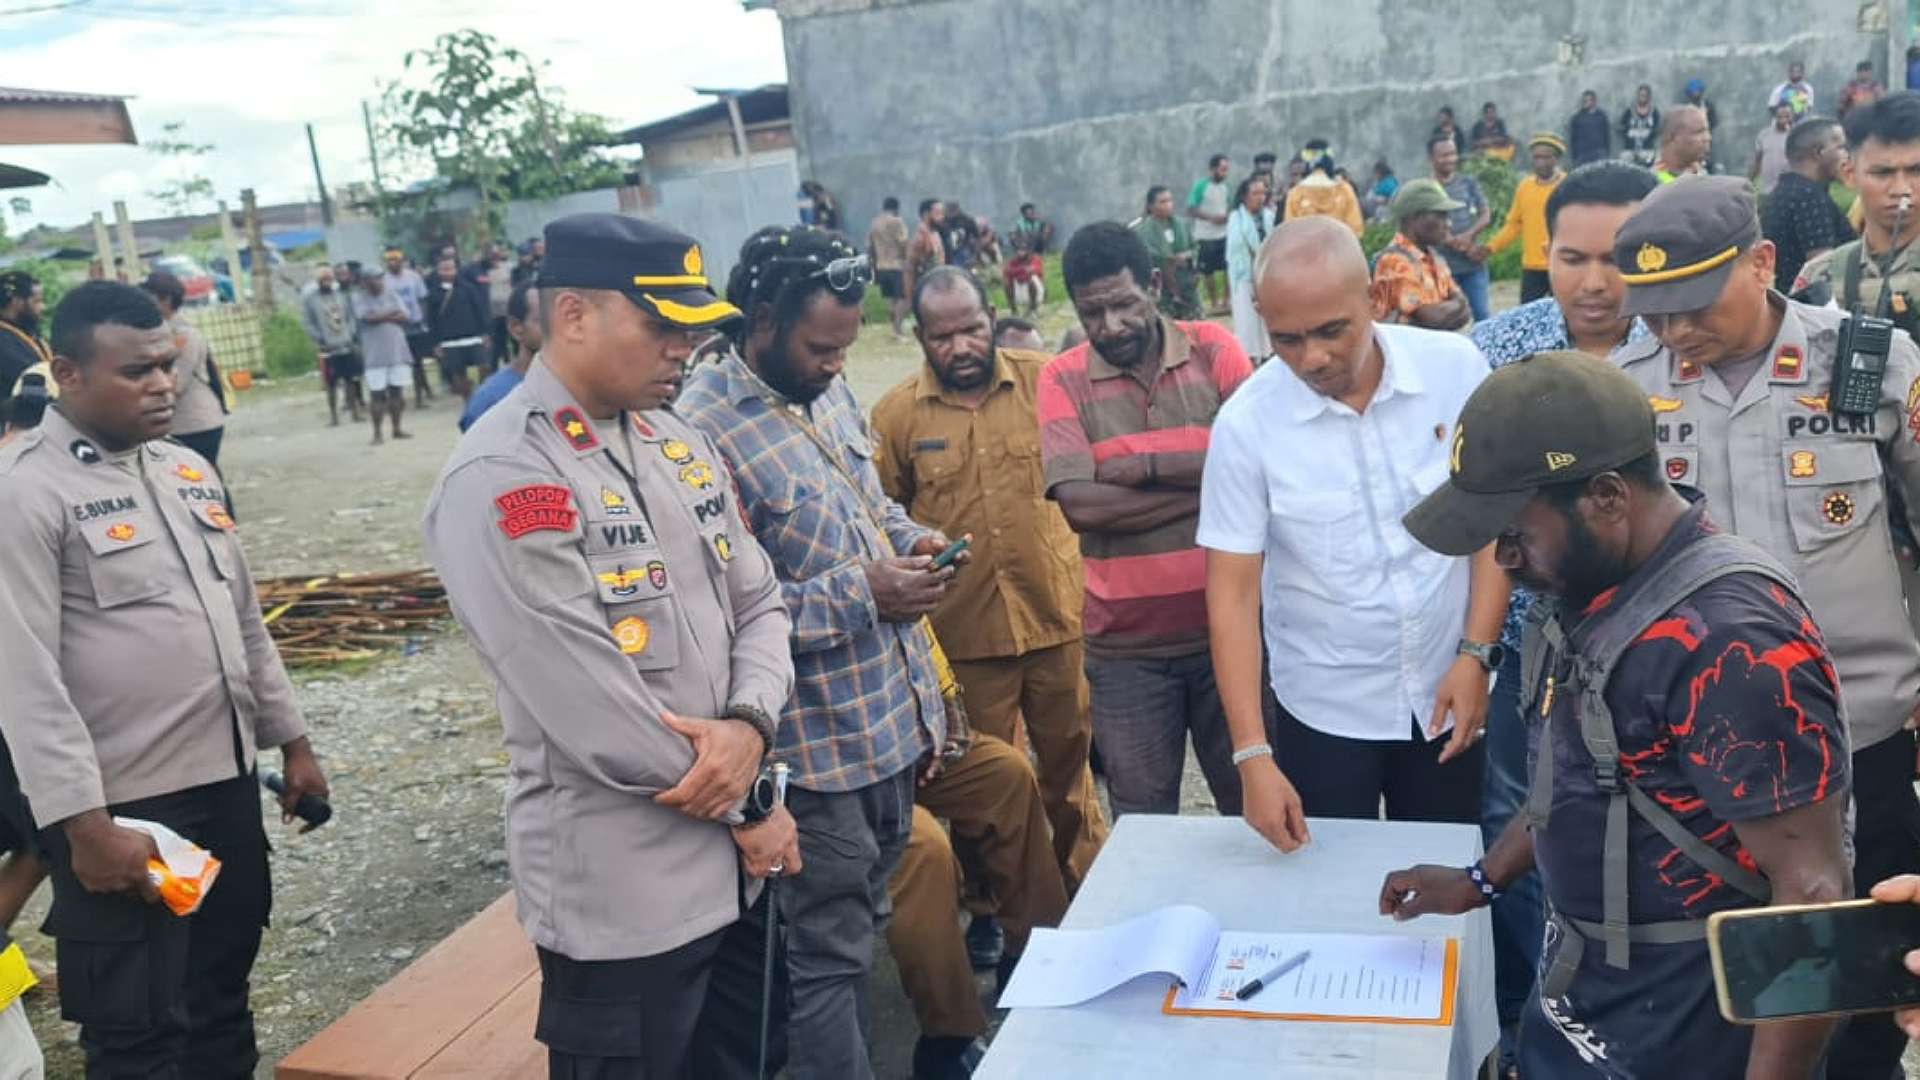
[{"x1": 1, "y1": 0, "x2": 787, "y2": 231}]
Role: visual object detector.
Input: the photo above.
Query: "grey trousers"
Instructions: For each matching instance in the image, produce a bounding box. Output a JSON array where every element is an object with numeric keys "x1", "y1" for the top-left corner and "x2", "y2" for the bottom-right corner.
[
  {"x1": 1085, "y1": 648, "x2": 1246, "y2": 817},
  {"x1": 778, "y1": 766, "x2": 916, "y2": 1080}
]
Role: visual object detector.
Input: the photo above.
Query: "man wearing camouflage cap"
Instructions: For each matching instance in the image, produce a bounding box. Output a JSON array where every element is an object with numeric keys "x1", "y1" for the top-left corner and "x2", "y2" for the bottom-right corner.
[
  {"x1": 1370, "y1": 179, "x2": 1471, "y2": 330},
  {"x1": 1612, "y1": 173, "x2": 1920, "y2": 1076},
  {"x1": 1380, "y1": 350, "x2": 1852, "y2": 1078}
]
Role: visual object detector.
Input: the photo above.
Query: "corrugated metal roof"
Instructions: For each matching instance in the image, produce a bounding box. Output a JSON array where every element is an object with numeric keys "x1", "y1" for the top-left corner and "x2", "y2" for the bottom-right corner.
[
  {"x1": 610, "y1": 85, "x2": 788, "y2": 147},
  {"x1": 0, "y1": 87, "x2": 131, "y2": 105}
]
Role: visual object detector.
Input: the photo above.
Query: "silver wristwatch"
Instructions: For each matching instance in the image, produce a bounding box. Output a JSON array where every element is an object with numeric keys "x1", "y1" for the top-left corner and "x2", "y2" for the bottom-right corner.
[{"x1": 1457, "y1": 638, "x2": 1507, "y2": 673}]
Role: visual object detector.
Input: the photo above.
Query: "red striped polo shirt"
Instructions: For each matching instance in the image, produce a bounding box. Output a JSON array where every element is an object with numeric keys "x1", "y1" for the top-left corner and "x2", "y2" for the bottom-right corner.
[{"x1": 1038, "y1": 318, "x2": 1253, "y2": 657}]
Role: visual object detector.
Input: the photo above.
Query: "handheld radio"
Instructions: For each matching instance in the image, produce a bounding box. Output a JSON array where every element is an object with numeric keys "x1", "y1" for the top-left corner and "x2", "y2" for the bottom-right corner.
[{"x1": 1832, "y1": 193, "x2": 1910, "y2": 418}]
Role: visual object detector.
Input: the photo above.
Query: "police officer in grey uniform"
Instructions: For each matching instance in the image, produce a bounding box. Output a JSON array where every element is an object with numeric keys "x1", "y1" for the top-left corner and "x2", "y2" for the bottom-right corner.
[
  {"x1": 0, "y1": 281, "x2": 329, "y2": 1078},
  {"x1": 1612, "y1": 175, "x2": 1920, "y2": 1077},
  {"x1": 423, "y1": 213, "x2": 799, "y2": 1080}
]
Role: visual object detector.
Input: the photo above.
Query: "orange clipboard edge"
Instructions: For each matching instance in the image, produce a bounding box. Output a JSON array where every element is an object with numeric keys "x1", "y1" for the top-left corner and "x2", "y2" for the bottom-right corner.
[{"x1": 1159, "y1": 937, "x2": 1459, "y2": 1026}]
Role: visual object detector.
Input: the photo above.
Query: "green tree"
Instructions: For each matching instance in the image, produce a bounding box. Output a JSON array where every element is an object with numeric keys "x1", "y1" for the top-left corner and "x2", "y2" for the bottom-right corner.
[
  {"x1": 376, "y1": 29, "x2": 626, "y2": 249},
  {"x1": 146, "y1": 121, "x2": 216, "y2": 218}
]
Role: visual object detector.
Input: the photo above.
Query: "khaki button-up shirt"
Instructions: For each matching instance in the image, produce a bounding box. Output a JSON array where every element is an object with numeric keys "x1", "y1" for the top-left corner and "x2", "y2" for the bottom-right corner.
[
  {"x1": 0, "y1": 407, "x2": 305, "y2": 827},
  {"x1": 1614, "y1": 295, "x2": 1920, "y2": 750},
  {"x1": 169, "y1": 317, "x2": 225, "y2": 437},
  {"x1": 872, "y1": 347, "x2": 1083, "y2": 661},
  {"x1": 423, "y1": 358, "x2": 794, "y2": 961}
]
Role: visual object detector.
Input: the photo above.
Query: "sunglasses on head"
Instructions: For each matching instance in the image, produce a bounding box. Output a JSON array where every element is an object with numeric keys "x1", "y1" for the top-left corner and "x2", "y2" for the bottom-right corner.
[{"x1": 772, "y1": 252, "x2": 872, "y2": 291}]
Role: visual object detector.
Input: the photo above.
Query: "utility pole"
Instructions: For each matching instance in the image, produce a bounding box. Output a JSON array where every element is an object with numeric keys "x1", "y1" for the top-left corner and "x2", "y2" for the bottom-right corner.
[
  {"x1": 242, "y1": 188, "x2": 274, "y2": 313},
  {"x1": 306, "y1": 123, "x2": 334, "y2": 227},
  {"x1": 112, "y1": 200, "x2": 142, "y2": 280},
  {"x1": 216, "y1": 199, "x2": 247, "y2": 305},
  {"x1": 529, "y1": 70, "x2": 561, "y2": 172},
  {"x1": 1895, "y1": 8, "x2": 1912, "y2": 91},
  {"x1": 362, "y1": 100, "x2": 386, "y2": 194},
  {"x1": 90, "y1": 211, "x2": 116, "y2": 282}
]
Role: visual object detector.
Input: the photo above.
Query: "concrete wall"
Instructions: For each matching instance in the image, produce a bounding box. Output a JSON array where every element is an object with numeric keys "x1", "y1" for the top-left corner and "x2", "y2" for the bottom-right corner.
[
  {"x1": 777, "y1": 0, "x2": 1886, "y2": 242},
  {"x1": 641, "y1": 148, "x2": 802, "y2": 287}
]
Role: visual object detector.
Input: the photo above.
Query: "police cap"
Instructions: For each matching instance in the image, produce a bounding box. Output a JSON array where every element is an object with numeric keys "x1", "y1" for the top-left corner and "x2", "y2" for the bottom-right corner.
[
  {"x1": 538, "y1": 213, "x2": 742, "y2": 329},
  {"x1": 1403, "y1": 351, "x2": 1659, "y2": 556},
  {"x1": 1613, "y1": 175, "x2": 1761, "y2": 318}
]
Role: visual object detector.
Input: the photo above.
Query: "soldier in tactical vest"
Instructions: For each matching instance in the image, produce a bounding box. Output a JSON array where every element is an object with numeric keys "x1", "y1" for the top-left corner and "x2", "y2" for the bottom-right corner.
[
  {"x1": 1792, "y1": 91, "x2": 1920, "y2": 334},
  {"x1": 1380, "y1": 352, "x2": 1852, "y2": 1079}
]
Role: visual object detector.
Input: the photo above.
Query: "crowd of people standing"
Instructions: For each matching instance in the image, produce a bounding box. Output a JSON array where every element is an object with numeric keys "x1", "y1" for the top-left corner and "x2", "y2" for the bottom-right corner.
[{"x1": 7, "y1": 50, "x2": 1920, "y2": 1080}]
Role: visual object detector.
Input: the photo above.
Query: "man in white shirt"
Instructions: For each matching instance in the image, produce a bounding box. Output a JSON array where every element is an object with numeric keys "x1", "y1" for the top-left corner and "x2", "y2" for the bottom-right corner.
[{"x1": 1199, "y1": 217, "x2": 1510, "y2": 855}]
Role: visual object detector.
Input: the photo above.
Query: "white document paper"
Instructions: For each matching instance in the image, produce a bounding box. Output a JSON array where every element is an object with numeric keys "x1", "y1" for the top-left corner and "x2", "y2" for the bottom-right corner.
[
  {"x1": 997, "y1": 904, "x2": 1221, "y2": 1008},
  {"x1": 1170, "y1": 931, "x2": 1449, "y2": 1020}
]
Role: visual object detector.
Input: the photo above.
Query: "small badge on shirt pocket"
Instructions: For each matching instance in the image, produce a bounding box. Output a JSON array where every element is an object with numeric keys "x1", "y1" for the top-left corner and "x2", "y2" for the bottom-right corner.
[{"x1": 78, "y1": 515, "x2": 168, "y2": 608}]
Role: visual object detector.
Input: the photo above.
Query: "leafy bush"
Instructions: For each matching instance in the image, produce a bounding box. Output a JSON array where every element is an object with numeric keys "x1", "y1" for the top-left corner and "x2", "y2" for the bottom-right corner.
[
  {"x1": 1462, "y1": 154, "x2": 1521, "y2": 283},
  {"x1": 262, "y1": 310, "x2": 316, "y2": 378}
]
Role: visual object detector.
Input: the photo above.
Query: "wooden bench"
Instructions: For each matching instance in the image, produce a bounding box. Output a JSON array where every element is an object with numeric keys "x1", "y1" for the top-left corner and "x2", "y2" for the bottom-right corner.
[{"x1": 276, "y1": 892, "x2": 543, "y2": 1079}]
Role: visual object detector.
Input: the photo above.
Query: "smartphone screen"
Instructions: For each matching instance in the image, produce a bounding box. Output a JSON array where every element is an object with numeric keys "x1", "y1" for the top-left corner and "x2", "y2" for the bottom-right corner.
[{"x1": 1714, "y1": 901, "x2": 1920, "y2": 1021}]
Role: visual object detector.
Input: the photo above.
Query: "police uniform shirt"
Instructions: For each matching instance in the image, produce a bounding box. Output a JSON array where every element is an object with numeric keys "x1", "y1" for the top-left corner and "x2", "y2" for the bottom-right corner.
[
  {"x1": 1614, "y1": 293, "x2": 1920, "y2": 750},
  {"x1": 423, "y1": 357, "x2": 794, "y2": 962},
  {"x1": 0, "y1": 407, "x2": 305, "y2": 828}
]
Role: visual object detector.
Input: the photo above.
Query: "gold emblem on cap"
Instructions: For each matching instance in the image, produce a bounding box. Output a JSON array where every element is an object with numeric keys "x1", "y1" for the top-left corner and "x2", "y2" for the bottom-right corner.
[
  {"x1": 1450, "y1": 423, "x2": 1465, "y2": 475},
  {"x1": 1635, "y1": 243, "x2": 1668, "y2": 274},
  {"x1": 683, "y1": 246, "x2": 703, "y2": 276},
  {"x1": 1545, "y1": 451, "x2": 1578, "y2": 472}
]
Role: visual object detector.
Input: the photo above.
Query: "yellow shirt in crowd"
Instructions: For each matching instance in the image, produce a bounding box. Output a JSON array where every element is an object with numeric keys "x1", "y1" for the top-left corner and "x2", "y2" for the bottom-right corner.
[{"x1": 1484, "y1": 171, "x2": 1563, "y2": 271}]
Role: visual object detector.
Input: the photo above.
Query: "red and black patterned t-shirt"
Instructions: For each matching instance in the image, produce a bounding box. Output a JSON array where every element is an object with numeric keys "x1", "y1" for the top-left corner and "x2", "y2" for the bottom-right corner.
[{"x1": 1531, "y1": 504, "x2": 1851, "y2": 925}]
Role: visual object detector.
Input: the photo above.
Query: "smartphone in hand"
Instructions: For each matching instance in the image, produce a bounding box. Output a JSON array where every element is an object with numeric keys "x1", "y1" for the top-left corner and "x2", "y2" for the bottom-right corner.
[{"x1": 929, "y1": 536, "x2": 970, "y2": 571}]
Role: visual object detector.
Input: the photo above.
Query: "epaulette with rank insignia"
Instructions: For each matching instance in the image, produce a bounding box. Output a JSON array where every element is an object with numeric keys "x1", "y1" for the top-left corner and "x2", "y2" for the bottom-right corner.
[{"x1": 1610, "y1": 334, "x2": 1665, "y2": 369}]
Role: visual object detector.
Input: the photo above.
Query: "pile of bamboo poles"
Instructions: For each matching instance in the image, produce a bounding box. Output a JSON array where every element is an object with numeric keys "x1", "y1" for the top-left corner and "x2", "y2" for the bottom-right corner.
[{"x1": 257, "y1": 570, "x2": 448, "y2": 665}]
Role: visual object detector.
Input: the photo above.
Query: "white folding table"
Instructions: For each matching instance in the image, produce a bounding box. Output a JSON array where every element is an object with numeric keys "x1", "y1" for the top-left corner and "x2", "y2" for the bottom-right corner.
[{"x1": 978, "y1": 815, "x2": 1499, "y2": 1079}]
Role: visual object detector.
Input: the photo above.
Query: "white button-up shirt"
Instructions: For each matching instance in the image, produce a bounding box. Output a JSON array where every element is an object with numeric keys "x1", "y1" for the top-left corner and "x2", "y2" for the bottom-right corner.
[{"x1": 1197, "y1": 323, "x2": 1489, "y2": 741}]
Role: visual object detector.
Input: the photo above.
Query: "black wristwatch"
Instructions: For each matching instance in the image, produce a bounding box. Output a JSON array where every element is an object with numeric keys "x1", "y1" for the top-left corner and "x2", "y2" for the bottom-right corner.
[
  {"x1": 725, "y1": 703, "x2": 777, "y2": 756},
  {"x1": 1457, "y1": 638, "x2": 1506, "y2": 673},
  {"x1": 740, "y1": 767, "x2": 779, "y2": 826}
]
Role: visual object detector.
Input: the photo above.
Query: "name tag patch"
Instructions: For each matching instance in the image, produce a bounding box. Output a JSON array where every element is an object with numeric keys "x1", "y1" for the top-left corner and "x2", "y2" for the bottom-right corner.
[
  {"x1": 495, "y1": 484, "x2": 578, "y2": 539},
  {"x1": 73, "y1": 495, "x2": 138, "y2": 522},
  {"x1": 911, "y1": 437, "x2": 949, "y2": 453}
]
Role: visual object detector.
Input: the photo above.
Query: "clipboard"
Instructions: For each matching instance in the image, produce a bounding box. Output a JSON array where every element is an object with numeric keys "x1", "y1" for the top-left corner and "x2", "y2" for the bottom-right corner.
[{"x1": 1161, "y1": 937, "x2": 1459, "y2": 1025}]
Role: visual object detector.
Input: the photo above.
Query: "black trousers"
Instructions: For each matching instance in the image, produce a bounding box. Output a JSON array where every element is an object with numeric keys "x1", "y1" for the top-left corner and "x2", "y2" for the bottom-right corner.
[
  {"x1": 1826, "y1": 730, "x2": 1920, "y2": 1079},
  {"x1": 1271, "y1": 701, "x2": 1484, "y2": 824},
  {"x1": 43, "y1": 775, "x2": 270, "y2": 1080},
  {"x1": 537, "y1": 892, "x2": 770, "y2": 1080},
  {"x1": 1519, "y1": 268, "x2": 1552, "y2": 305}
]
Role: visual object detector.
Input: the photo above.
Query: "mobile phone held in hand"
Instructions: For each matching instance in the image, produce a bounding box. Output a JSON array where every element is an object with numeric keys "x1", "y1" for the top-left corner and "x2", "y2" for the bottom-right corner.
[
  {"x1": 1708, "y1": 899, "x2": 1920, "y2": 1023},
  {"x1": 929, "y1": 536, "x2": 970, "y2": 571}
]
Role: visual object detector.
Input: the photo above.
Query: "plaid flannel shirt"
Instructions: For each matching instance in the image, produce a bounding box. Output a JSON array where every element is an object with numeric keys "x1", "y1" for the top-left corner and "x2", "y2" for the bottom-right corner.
[{"x1": 677, "y1": 351, "x2": 944, "y2": 792}]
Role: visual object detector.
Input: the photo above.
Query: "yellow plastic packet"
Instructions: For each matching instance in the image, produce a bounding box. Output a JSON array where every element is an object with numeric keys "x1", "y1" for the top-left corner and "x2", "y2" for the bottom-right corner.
[{"x1": 116, "y1": 817, "x2": 222, "y2": 916}]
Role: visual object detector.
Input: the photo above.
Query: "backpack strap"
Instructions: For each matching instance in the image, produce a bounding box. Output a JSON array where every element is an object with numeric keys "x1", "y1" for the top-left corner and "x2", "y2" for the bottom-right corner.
[
  {"x1": 1562, "y1": 532, "x2": 1797, "y2": 969},
  {"x1": 1521, "y1": 609, "x2": 1563, "y2": 835},
  {"x1": 1841, "y1": 240, "x2": 1866, "y2": 312}
]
